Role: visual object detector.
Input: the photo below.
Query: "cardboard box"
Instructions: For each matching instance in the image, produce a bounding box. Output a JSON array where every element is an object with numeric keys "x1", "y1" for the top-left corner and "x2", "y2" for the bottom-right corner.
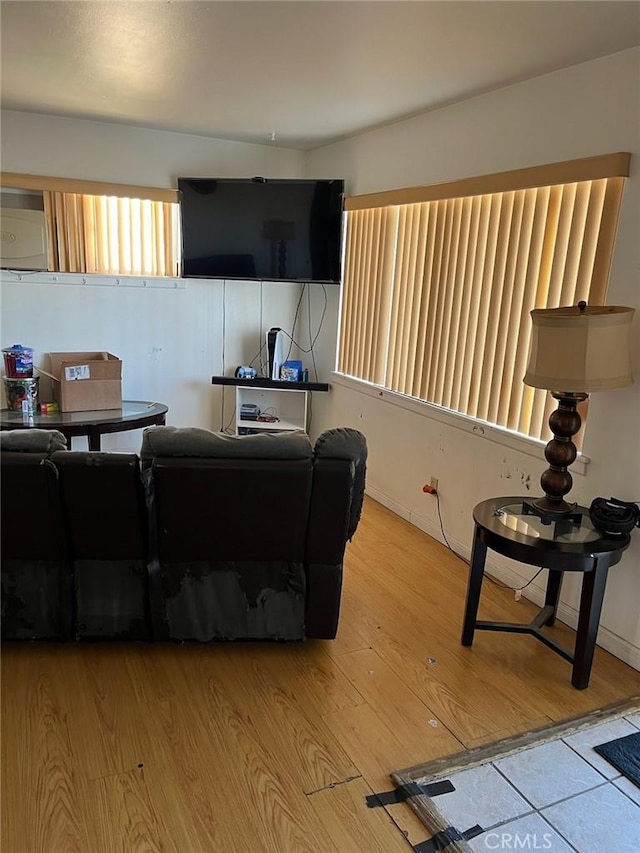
[{"x1": 45, "y1": 352, "x2": 122, "y2": 412}]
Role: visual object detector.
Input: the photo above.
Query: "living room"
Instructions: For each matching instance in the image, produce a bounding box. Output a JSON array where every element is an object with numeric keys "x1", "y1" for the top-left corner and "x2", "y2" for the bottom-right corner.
[{"x1": 1, "y1": 2, "x2": 639, "y2": 851}]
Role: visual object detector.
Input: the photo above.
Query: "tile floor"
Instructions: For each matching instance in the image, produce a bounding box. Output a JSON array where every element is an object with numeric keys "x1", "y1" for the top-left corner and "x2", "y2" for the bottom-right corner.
[{"x1": 422, "y1": 713, "x2": 640, "y2": 853}]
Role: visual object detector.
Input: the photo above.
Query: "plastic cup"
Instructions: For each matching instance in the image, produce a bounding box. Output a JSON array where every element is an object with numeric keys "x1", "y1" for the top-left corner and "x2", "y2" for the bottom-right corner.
[{"x1": 2, "y1": 344, "x2": 34, "y2": 378}]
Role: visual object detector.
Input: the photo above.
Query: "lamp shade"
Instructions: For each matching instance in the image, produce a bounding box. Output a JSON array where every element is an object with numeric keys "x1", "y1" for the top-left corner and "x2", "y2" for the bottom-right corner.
[{"x1": 523, "y1": 304, "x2": 635, "y2": 392}]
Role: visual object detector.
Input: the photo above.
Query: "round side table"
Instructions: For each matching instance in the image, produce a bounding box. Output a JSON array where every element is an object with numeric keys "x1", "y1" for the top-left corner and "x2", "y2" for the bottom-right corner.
[
  {"x1": 461, "y1": 496, "x2": 630, "y2": 689},
  {"x1": 0, "y1": 400, "x2": 168, "y2": 451}
]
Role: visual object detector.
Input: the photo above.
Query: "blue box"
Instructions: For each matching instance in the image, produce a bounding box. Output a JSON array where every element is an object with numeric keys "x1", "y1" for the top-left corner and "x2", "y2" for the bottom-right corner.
[{"x1": 280, "y1": 360, "x2": 303, "y2": 381}]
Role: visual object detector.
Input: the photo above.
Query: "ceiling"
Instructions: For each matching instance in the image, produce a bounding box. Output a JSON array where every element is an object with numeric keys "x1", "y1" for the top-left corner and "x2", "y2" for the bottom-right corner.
[{"x1": 1, "y1": 1, "x2": 639, "y2": 150}]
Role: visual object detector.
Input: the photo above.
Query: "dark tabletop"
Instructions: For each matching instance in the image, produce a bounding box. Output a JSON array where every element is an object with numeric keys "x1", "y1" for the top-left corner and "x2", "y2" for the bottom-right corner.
[
  {"x1": 473, "y1": 496, "x2": 631, "y2": 569},
  {"x1": 0, "y1": 400, "x2": 168, "y2": 432}
]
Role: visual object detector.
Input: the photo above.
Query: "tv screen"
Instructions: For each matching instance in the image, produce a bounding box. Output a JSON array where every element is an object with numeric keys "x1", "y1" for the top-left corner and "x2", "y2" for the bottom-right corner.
[{"x1": 177, "y1": 177, "x2": 344, "y2": 283}]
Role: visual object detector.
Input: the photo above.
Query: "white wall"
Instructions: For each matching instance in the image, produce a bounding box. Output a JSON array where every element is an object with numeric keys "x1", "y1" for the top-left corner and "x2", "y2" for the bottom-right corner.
[
  {"x1": 307, "y1": 47, "x2": 640, "y2": 669},
  {"x1": 0, "y1": 111, "x2": 339, "y2": 449},
  {"x1": 0, "y1": 111, "x2": 304, "y2": 187}
]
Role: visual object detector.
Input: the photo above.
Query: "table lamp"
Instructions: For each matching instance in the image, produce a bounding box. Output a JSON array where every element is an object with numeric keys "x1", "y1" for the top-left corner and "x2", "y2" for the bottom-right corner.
[{"x1": 523, "y1": 301, "x2": 635, "y2": 521}]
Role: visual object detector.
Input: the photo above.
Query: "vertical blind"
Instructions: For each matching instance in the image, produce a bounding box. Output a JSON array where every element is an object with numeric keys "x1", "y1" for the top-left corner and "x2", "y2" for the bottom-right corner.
[
  {"x1": 339, "y1": 154, "x2": 629, "y2": 442},
  {"x1": 43, "y1": 191, "x2": 181, "y2": 277}
]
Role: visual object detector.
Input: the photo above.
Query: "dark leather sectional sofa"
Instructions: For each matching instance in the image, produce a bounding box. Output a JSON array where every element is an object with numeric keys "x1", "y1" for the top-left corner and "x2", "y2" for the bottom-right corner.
[{"x1": 1, "y1": 425, "x2": 367, "y2": 642}]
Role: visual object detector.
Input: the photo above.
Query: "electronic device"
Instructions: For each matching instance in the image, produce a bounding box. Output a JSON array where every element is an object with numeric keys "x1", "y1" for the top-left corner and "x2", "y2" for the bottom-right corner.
[
  {"x1": 266, "y1": 327, "x2": 286, "y2": 380},
  {"x1": 235, "y1": 365, "x2": 257, "y2": 380},
  {"x1": 177, "y1": 177, "x2": 344, "y2": 283},
  {"x1": 240, "y1": 403, "x2": 260, "y2": 420},
  {"x1": 589, "y1": 497, "x2": 640, "y2": 536}
]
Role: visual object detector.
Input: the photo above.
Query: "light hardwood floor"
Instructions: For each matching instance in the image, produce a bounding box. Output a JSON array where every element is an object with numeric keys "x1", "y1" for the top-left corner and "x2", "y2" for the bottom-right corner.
[{"x1": 3, "y1": 497, "x2": 639, "y2": 852}]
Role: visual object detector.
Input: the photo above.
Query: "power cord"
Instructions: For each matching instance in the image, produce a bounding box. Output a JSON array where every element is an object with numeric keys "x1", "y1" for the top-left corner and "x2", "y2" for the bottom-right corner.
[
  {"x1": 223, "y1": 405, "x2": 236, "y2": 434},
  {"x1": 279, "y1": 282, "x2": 328, "y2": 355},
  {"x1": 307, "y1": 284, "x2": 320, "y2": 382},
  {"x1": 220, "y1": 279, "x2": 227, "y2": 430},
  {"x1": 225, "y1": 279, "x2": 328, "y2": 386},
  {"x1": 432, "y1": 489, "x2": 545, "y2": 594},
  {"x1": 284, "y1": 284, "x2": 307, "y2": 363}
]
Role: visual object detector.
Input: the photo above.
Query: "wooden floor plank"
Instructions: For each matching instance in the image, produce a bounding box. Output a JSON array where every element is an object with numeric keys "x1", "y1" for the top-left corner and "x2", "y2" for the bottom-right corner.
[
  {"x1": 305, "y1": 776, "x2": 414, "y2": 853},
  {"x1": 326, "y1": 647, "x2": 464, "y2": 791},
  {"x1": 3, "y1": 496, "x2": 639, "y2": 852},
  {"x1": 87, "y1": 768, "x2": 170, "y2": 853},
  {"x1": 189, "y1": 643, "x2": 361, "y2": 792},
  {"x1": 65, "y1": 643, "x2": 158, "y2": 780},
  {"x1": 1, "y1": 646, "x2": 90, "y2": 853},
  {"x1": 339, "y1": 575, "x2": 554, "y2": 744}
]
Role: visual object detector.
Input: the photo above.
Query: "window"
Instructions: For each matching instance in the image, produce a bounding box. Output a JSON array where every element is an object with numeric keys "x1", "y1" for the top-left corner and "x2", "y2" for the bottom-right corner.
[
  {"x1": 0, "y1": 173, "x2": 181, "y2": 278},
  {"x1": 339, "y1": 153, "x2": 629, "y2": 442},
  {"x1": 44, "y1": 191, "x2": 181, "y2": 277}
]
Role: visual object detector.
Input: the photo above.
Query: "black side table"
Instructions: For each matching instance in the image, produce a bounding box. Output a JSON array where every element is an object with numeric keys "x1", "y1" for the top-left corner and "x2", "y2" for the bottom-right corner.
[{"x1": 461, "y1": 496, "x2": 630, "y2": 689}]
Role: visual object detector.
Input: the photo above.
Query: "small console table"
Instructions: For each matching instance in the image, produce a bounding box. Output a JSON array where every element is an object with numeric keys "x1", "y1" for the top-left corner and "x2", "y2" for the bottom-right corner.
[
  {"x1": 211, "y1": 376, "x2": 329, "y2": 435},
  {"x1": 461, "y1": 496, "x2": 630, "y2": 689}
]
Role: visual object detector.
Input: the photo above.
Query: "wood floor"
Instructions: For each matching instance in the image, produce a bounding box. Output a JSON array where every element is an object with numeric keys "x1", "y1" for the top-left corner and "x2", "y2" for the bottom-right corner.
[{"x1": 3, "y1": 497, "x2": 639, "y2": 853}]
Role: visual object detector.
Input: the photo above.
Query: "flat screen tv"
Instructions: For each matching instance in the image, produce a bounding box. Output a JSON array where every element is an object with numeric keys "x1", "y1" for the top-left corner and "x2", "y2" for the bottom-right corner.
[{"x1": 178, "y1": 177, "x2": 344, "y2": 283}]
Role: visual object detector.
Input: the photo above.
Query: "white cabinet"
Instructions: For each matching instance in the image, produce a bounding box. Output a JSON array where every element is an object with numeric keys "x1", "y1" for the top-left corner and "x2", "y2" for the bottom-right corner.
[
  {"x1": 236, "y1": 385, "x2": 308, "y2": 434},
  {"x1": 211, "y1": 376, "x2": 329, "y2": 436}
]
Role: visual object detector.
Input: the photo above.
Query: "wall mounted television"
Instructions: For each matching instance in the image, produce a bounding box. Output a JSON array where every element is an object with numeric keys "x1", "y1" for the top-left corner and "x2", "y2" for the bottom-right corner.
[{"x1": 177, "y1": 177, "x2": 344, "y2": 283}]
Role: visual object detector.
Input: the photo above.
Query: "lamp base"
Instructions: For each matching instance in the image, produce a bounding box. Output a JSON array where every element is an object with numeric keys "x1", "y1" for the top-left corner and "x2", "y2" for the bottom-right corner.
[
  {"x1": 522, "y1": 497, "x2": 582, "y2": 538},
  {"x1": 533, "y1": 391, "x2": 588, "y2": 517}
]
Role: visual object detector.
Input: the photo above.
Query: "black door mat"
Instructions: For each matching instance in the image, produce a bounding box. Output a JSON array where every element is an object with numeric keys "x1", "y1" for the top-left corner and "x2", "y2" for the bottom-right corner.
[{"x1": 594, "y1": 731, "x2": 640, "y2": 788}]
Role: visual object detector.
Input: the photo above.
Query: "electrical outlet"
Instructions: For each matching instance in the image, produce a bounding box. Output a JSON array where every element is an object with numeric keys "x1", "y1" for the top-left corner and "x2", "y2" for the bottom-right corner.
[{"x1": 430, "y1": 477, "x2": 439, "y2": 491}]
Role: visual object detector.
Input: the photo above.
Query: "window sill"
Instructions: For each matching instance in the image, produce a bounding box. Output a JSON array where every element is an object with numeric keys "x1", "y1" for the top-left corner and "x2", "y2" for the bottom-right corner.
[{"x1": 330, "y1": 371, "x2": 590, "y2": 476}]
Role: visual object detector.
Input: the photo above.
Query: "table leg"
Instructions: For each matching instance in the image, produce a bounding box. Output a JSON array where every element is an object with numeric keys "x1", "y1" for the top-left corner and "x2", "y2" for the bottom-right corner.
[
  {"x1": 461, "y1": 525, "x2": 487, "y2": 646},
  {"x1": 88, "y1": 429, "x2": 101, "y2": 452},
  {"x1": 572, "y1": 561, "x2": 609, "y2": 689},
  {"x1": 543, "y1": 569, "x2": 564, "y2": 627}
]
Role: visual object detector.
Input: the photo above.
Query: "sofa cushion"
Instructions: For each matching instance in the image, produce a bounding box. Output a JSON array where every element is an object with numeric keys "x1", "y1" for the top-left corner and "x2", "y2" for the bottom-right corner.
[
  {"x1": 0, "y1": 428, "x2": 67, "y2": 453},
  {"x1": 141, "y1": 425, "x2": 313, "y2": 465}
]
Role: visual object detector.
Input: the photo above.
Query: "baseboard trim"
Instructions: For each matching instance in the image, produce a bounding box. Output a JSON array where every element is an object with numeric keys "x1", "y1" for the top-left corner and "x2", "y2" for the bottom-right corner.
[{"x1": 365, "y1": 485, "x2": 640, "y2": 672}]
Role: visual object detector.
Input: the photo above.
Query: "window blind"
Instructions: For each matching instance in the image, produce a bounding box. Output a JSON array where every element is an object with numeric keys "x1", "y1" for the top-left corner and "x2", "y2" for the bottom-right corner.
[
  {"x1": 43, "y1": 191, "x2": 181, "y2": 277},
  {"x1": 339, "y1": 154, "x2": 629, "y2": 442}
]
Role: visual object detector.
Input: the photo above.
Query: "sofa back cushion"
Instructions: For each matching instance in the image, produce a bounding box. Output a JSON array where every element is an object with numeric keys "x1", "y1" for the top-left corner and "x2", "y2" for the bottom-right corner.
[
  {"x1": 53, "y1": 451, "x2": 147, "y2": 560},
  {"x1": 150, "y1": 457, "x2": 313, "y2": 562},
  {"x1": 52, "y1": 451, "x2": 149, "y2": 640},
  {"x1": 141, "y1": 425, "x2": 312, "y2": 466},
  {"x1": 142, "y1": 426, "x2": 315, "y2": 562},
  {"x1": 0, "y1": 428, "x2": 67, "y2": 453},
  {"x1": 1, "y1": 449, "x2": 72, "y2": 639},
  {"x1": 1, "y1": 451, "x2": 66, "y2": 560}
]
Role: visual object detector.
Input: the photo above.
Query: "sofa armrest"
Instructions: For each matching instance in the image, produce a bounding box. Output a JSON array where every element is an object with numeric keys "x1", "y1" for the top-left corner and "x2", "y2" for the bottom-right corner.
[{"x1": 313, "y1": 427, "x2": 367, "y2": 539}]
